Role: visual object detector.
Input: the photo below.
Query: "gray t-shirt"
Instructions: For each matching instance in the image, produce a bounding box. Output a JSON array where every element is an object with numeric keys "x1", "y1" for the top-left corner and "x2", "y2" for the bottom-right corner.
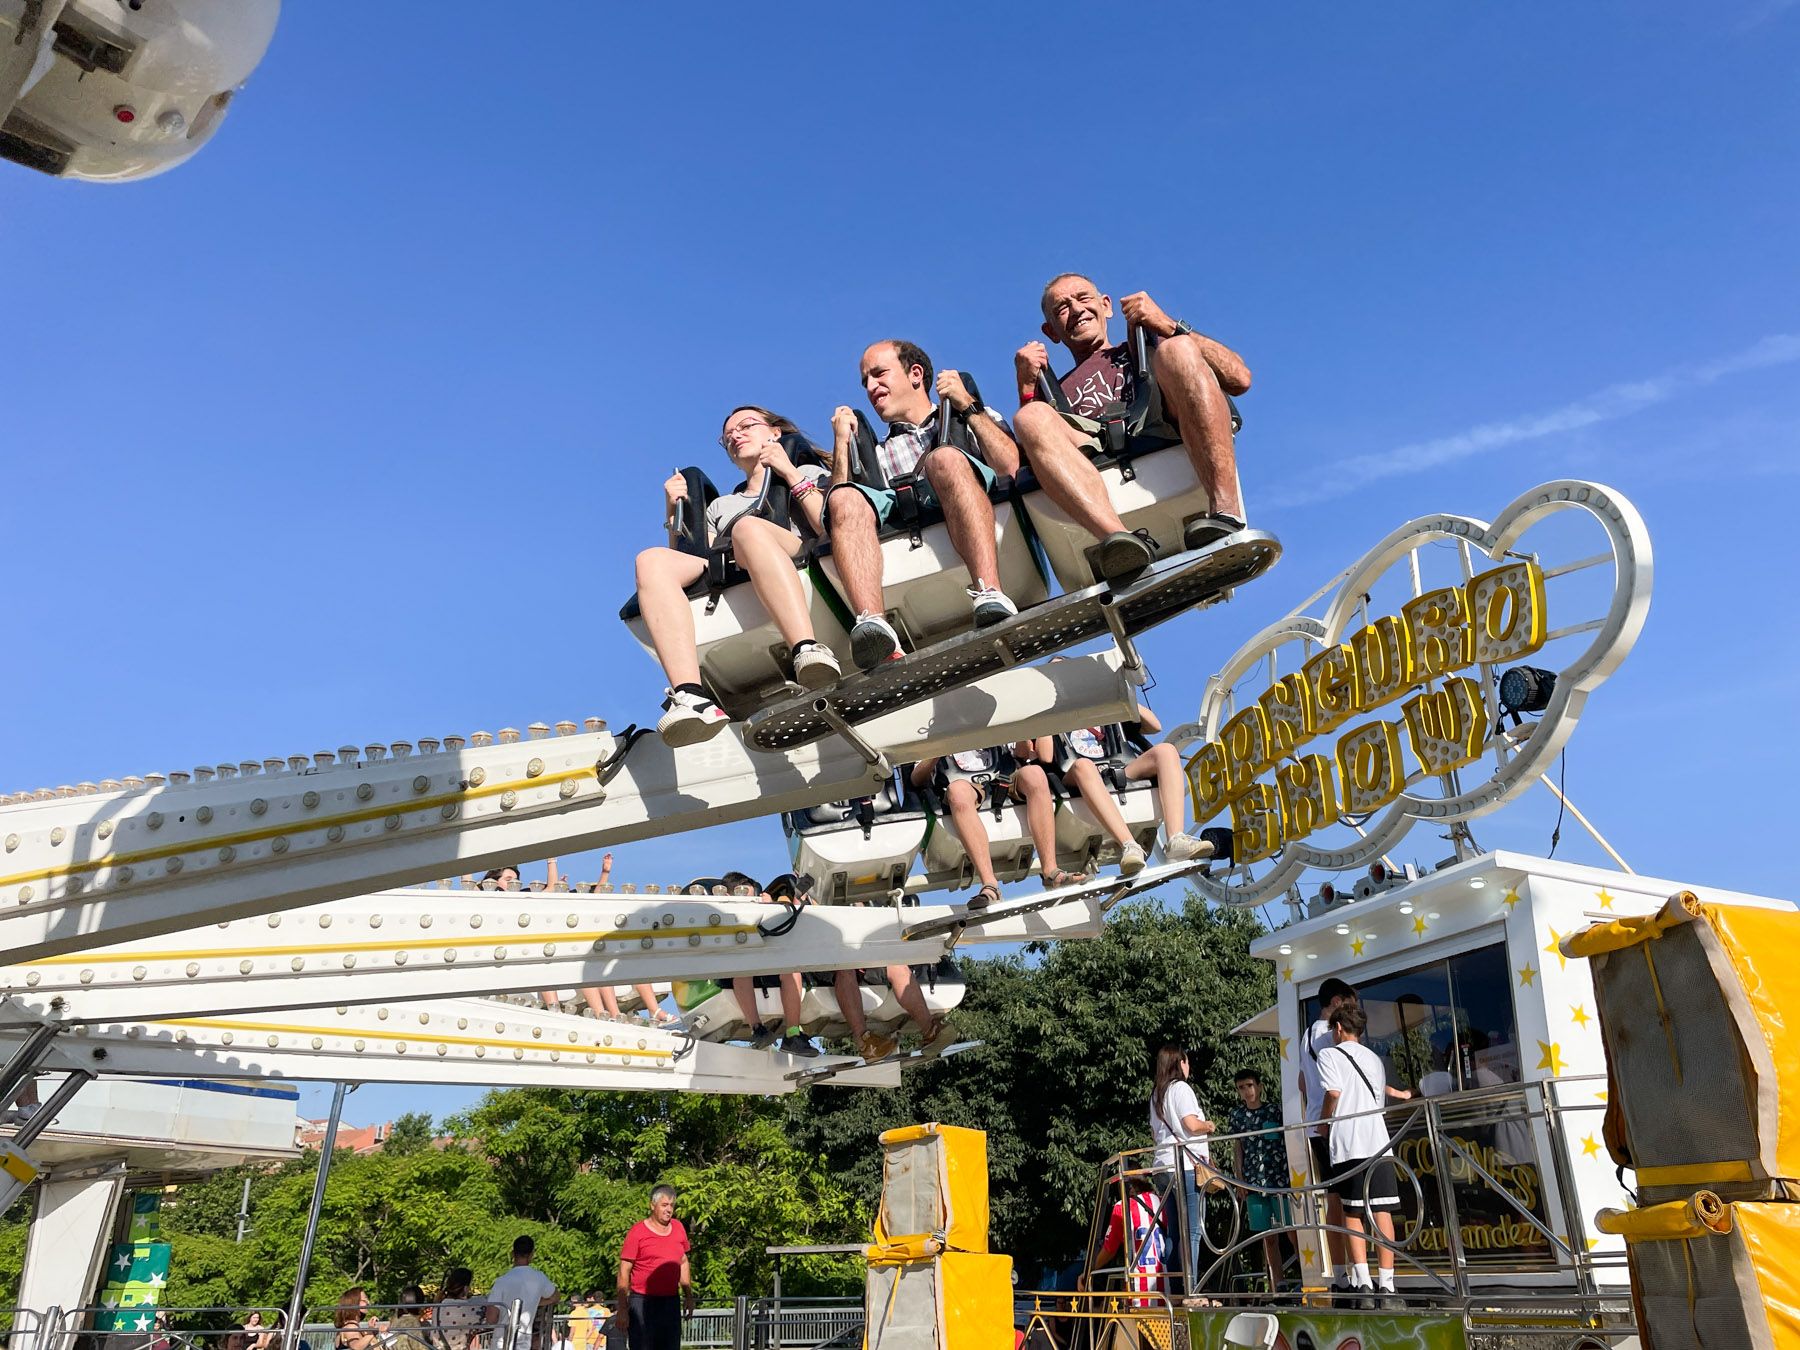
[
  {"x1": 488, "y1": 1265, "x2": 557, "y2": 1350},
  {"x1": 705, "y1": 465, "x2": 826, "y2": 541}
]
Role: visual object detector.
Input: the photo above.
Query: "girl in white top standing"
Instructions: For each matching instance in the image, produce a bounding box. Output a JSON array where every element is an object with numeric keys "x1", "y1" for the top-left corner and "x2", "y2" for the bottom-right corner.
[{"x1": 1148, "y1": 1045, "x2": 1216, "y2": 1302}]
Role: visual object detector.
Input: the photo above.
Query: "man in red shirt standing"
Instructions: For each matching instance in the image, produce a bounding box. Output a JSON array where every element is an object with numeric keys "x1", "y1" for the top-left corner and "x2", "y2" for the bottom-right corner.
[
  {"x1": 613, "y1": 1184, "x2": 695, "y2": 1350},
  {"x1": 1012, "y1": 273, "x2": 1250, "y2": 583}
]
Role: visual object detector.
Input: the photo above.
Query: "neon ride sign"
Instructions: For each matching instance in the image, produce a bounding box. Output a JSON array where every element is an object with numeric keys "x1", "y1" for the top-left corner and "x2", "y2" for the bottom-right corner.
[{"x1": 1183, "y1": 480, "x2": 1652, "y2": 907}]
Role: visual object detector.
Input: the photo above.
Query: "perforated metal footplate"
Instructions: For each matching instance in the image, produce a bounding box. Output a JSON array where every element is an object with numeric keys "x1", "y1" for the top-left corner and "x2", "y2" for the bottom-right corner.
[
  {"x1": 744, "y1": 532, "x2": 1280, "y2": 752},
  {"x1": 900, "y1": 858, "x2": 1212, "y2": 942}
]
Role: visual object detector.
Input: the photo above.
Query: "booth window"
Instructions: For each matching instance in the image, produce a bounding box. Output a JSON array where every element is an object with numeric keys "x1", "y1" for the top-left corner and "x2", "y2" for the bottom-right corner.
[{"x1": 1304, "y1": 941, "x2": 1521, "y2": 1095}]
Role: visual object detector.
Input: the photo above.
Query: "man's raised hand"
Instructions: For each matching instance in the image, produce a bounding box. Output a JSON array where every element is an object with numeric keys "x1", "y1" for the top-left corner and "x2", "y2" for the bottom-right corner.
[
  {"x1": 1014, "y1": 341, "x2": 1050, "y2": 392},
  {"x1": 663, "y1": 471, "x2": 688, "y2": 505},
  {"x1": 1119, "y1": 291, "x2": 1177, "y2": 339},
  {"x1": 935, "y1": 370, "x2": 975, "y2": 414},
  {"x1": 830, "y1": 404, "x2": 859, "y2": 445}
]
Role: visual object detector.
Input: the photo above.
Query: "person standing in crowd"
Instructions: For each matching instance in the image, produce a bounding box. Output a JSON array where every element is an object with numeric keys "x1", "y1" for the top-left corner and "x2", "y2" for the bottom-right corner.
[
  {"x1": 1319, "y1": 1003, "x2": 1413, "y2": 1307},
  {"x1": 488, "y1": 1236, "x2": 559, "y2": 1350},
  {"x1": 1299, "y1": 977, "x2": 1358, "y2": 1292},
  {"x1": 613, "y1": 1185, "x2": 695, "y2": 1350},
  {"x1": 332, "y1": 1289, "x2": 379, "y2": 1350},
  {"x1": 1226, "y1": 1068, "x2": 1291, "y2": 1291},
  {"x1": 386, "y1": 1287, "x2": 434, "y2": 1350},
  {"x1": 1148, "y1": 1045, "x2": 1216, "y2": 1303},
  {"x1": 1080, "y1": 1176, "x2": 1166, "y2": 1302},
  {"x1": 436, "y1": 1268, "x2": 490, "y2": 1350}
]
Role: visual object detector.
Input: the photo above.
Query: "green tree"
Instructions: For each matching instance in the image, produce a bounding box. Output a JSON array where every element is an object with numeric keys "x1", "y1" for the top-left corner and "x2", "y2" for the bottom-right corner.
[
  {"x1": 790, "y1": 894, "x2": 1277, "y2": 1279},
  {"x1": 384, "y1": 1113, "x2": 437, "y2": 1157}
]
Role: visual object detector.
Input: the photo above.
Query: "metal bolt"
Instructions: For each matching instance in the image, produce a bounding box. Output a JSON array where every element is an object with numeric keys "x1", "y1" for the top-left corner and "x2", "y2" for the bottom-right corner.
[
  {"x1": 185, "y1": 962, "x2": 200, "y2": 978},
  {"x1": 327, "y1": 824, "x2": 345, "y2": 843},
  {"x1": 131, "y1": 965, "x2": 147, "y2": 981},
  {"x1": 97, "y1": 821, "x2": 114, "y2": 839},
  {"x1": 165, "y1": 856, "x2": 183, "y2": 874},
  {"x1": 395, "y1": 952, "x2": 409, "y2": 966},
  {"x1": 239, "y1": 960, "x2": 253, "y2": 975},
  {"x1": 302, "y1": 790, "x2": 320, "y2": 809},
  {"x1": 146, "y1": 811, "x2": 164, "y2": 830},
  {"x1": 115, "y1": 866, "x2": 134, "y2": 884},
  {"x1": 291, "y1": 957, "x2": 304, "y2": 972},
  {"x1": 49, "y1": 827, "x2": 65, "y2": 846},
  {"x1": 197, "y1": 806, "x2": 213, "y2": 824},
  {"x1": 383, "y1": 813, "x2": 401, "y2": 831},
  {"x1": 271, "y1": 837, "x2": 289, "y2": 854},
  {"x1": 218, "y1": 846, "x2": 236, "y2": 863},
  {"x1": 356, "y1": 783, "x2": 374, "y2": 801},
  {"x1": 559, "y1": 779, "x2": 579, "y2": 799},
  {"x1": 249, "y1": 798, "x2": 267, "y2": 816},
  {"x1": 500, "y1": 790, "x2": 518, "y2": 810},
  {"x1": 413, "y1": 774, "x2": 429, "y2": 793},
  {"x1": 312, "y1": 1037, "x2": 324, "y2": 1050},
  {"x1": 469, "y1": 914, "x2": 484, "y2": 929},
  {"x1": 2, "y1": 835, "x2": 15, "y2": 852},
  {"x1": 440, "y1": 802, "x2": 458, "y2": 820},
  {"x1": 525, "y1": 758, "x2": 545, "y2": 778},
  {"x1": 468, "y1": 767, "x2": 487, "y2": 787}
]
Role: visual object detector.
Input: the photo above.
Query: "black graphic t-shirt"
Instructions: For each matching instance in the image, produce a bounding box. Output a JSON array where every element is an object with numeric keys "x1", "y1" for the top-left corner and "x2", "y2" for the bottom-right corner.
[{"x1": 1058, "y1": 343, "x2": 1135, "y2": 421}]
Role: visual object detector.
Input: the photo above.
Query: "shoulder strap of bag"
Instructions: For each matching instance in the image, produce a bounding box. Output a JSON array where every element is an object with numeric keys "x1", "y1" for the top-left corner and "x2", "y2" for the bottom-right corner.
[{"x1": 1331, "y1": 1043, "x2": 1379, "y2": 1099}]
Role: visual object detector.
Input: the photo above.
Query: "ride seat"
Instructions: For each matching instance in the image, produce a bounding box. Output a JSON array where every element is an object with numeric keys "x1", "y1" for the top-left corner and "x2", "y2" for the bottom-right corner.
[
  {"x1": 1016, "y1": 330, "x2": 1248, "y2": 591},
  {"x1": 783, "y1": 772, "x2": 930, "y2": 905},
  {"x1": 618, "y1": 431, "x2": 854, "y2": 718},
  {"x1": 812, "y1": 375, "x2": 1052, "y2": 655}
]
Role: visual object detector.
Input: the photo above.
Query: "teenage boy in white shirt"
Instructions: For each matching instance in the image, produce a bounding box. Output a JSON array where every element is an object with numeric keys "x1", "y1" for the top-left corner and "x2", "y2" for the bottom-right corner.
[
  {"x1": 1319, "y1": 1002, "x2": 1413, "y2": 1306},
  {"x1": 1298, "y1": 977, "x2": 1357, "y2": 1287}
]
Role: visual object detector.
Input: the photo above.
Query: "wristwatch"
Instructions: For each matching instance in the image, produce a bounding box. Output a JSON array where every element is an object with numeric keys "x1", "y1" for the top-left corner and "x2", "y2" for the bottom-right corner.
[
  {"x1": 962, "y1": 396, "x2": 986, "y2": 417},
  {"x1": 1171, "y1": 319, "x2": 1194, "y2": 338}
]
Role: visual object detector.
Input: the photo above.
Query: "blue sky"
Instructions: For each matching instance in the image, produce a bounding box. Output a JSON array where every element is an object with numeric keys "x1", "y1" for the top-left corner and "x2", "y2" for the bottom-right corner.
[{"x1": 3, "y1": 4, "x2": 1796, "y2": 1125}]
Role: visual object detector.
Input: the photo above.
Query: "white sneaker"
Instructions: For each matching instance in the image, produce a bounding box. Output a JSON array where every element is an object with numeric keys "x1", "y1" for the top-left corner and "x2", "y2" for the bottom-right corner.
[
  {"x1": 657, "y1": 688, "x2": 731, "y2": 747},
  {"x1": 851, "y1": 613, "x2": 901, "y2": 670},
  {"x1": 1166, "y1": 832, "x2": 1216, "y2": 862},
  {"x1": 792, "y1": 643, "x2": 841, "y2": 690},
  {"x1": 968, "y1": 585, "x2": 1018, "y2": 628},
  {"x1": 1119, "y1": 842, "x2": 1147, "y2": 875}
]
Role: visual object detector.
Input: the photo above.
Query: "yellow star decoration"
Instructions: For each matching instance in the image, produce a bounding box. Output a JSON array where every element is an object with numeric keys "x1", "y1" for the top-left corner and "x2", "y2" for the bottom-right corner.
[
  {"x1": 1517, "y1": 963, "x2": 1537, "y2": 987},
  {"x1": 1290, "y1": 1169, "x2": 1308, "y2": 1189},
  {"x1": 1301, "y1": 1245, "x2": 1316, "y2": 1267},
  {"x1": 1279, "y1": 1036, "x2": 1291, "y2": 1061},
  {"x1": 1537, "y1": 1040, "x2": 1566, "y2": 1075},
  {"x1": 1502, "y1": 888, "x2": 1521, "y2": 909},
  {"x1": 1544, "y1": 925, "x2": 1567, "y2": 970},
  {"x1": 1413, "y1": 915, "x2": 1428, "y2": 937},
  {"x1": 1350, "y1": 937, "x2": 1366, "y2": 956},
  {"x1": 1587, "y1": 1237, "x2": 1600, "y2": 1251},
  {"x1": 1596, "y1": 1089, "x2": 1608, "y2": 1102},
  {"x1": 1581, "y1": 1134, "x2": 1602, "y2": 1158},
  {"x1": 1596, "y1": 889, "x2": 1615, "y2": 911},
  {"x1": 1282, "y1": 966, "x2": 1294, "y2": 983},
  {"x1": 1571, "y1": 1003, "x2": 1592, "y2": 1029}
]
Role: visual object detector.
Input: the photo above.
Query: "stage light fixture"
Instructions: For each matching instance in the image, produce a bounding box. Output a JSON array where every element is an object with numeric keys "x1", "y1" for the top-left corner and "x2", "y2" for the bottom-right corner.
[{"x1": 1499, "y1": 665, "x2": 1557, "y2": 717}]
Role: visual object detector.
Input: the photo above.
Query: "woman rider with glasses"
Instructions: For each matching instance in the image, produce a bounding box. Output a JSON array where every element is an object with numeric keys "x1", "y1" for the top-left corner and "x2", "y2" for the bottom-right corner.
[{"x1": 634, "y1": 405, "x2": 838, "y2": 746}]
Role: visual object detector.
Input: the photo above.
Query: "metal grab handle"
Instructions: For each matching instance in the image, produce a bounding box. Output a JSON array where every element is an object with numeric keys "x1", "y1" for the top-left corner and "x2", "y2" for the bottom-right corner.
[{"x1": 1035, "y1": 369, "x2": 1071, "y2": 415}]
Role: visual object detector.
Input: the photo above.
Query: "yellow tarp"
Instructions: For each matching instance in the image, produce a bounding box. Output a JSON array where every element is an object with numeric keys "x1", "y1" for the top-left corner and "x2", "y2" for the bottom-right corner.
[
  {"x1": 1614, "y1": 1198, "x2": 1800, "y2": 1350},
  {"x1": 1565, "y1": 891, "x2": 1800, "y2": 1184},
  {"x1": 1595, "y1": 1191, "x2": 1732, "y2": 1240},
  {"x1": 865, "y1": 1252, "x2": 1013, "y2": 1350},
  {"x1": 875, "y1": 1123, "x2": 990, "y2": 1255}
]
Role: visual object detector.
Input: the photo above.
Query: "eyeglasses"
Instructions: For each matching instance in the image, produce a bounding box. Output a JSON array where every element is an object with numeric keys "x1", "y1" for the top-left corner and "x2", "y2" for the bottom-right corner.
[{"x1": 719, "y1": 417, "x2": 770, "y2": 449}]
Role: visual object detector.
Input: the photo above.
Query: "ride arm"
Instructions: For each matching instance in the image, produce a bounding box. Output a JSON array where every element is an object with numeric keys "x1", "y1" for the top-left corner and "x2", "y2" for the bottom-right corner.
[{"x1": 0, "y1": 653, "x2": 1140, "y2": 962}]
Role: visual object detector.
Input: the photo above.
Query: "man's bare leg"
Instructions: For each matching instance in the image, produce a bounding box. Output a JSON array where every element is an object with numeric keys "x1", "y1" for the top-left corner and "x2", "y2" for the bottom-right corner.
[
  {"x1": 730, "y1": 516, "x2": 815, "y2": 647},
  {"x1": 1151, "y1": 336, "x2": 1243, "y2": 519},
  {"x1": 1066, "y1": 758, "x2": 1133, "y2": 845},
  {"x1": 885, "y1": 964, "x2": 937, "y2": 1038},
  {"x1": 731, "y1": 977, "x2": 769, "y2": 1033},
  {"x1": 834, "y1": 970, "x2": 869, "y2": 1039},
  {"x1": 918, "y1": 448, "x2": 1001, "y2": 589},
  {"x1": 826, "y1": 488, "x2": 887, "y2": 616},
  {"x1": 944, "y1": 781, "x2": 1001, "y2": 888},
  {"x1": 634, "y1": 547, "x2": 709, "y2": 687},
  {"x1": 1012, "y1": 402, "x2": 1129, "y2": 540},
  {"x1": 776, "y1": 971, "x2": 805, "y2": 1030}
]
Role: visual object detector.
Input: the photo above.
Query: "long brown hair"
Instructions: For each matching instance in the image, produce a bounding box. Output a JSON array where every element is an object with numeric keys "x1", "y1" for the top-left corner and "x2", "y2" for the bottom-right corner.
[
  {"x1": 1150, "y1": 1044, "x2": 1188, "y2": 1120},
  {"x1": 333, "y1": 1289, "x2": 367, "y2": 1329}
]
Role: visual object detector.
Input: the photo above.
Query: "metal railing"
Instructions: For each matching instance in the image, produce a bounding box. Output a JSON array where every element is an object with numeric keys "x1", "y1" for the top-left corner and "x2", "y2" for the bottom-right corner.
[
  {"x1": 1083, "y1": 1075, "x2": 1632, "y2": 1319},
  {"x1": 725, "y1": 1297, "x2": 861, "y2": 1350}
]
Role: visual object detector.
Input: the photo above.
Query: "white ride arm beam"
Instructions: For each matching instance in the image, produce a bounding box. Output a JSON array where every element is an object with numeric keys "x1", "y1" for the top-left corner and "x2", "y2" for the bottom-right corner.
[
  {"x1": 0, "y1": 998, "x2": 902, "y2": 1093},
  {"x1": 0, "y1": 887, "x2": 1105, "y2": 1023},
  {"x1": 0, "y1": 654, "x2": 1134, "y2": 962}
]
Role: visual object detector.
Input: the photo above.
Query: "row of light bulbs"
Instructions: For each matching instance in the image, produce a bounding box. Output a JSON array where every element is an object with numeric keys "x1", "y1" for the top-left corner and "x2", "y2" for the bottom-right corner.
[{"x1": 0, "y1": 719, "x2": 609, "y2": 805}]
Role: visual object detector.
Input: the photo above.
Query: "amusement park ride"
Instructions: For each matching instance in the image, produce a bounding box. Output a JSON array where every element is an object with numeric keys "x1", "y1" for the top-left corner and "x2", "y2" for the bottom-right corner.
[{"x1": 8, "y1": 6, "x2": 1789, "y2": 1348}]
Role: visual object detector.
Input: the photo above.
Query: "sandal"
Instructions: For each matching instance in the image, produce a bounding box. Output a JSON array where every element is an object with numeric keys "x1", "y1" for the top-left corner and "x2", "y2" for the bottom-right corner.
[
  {"x1": 1041, "y1": 869, "x2": 1090, "y2": 890},
  {"x1": 966, "y1": 884, "x2": 1001, "y2": 912}
]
